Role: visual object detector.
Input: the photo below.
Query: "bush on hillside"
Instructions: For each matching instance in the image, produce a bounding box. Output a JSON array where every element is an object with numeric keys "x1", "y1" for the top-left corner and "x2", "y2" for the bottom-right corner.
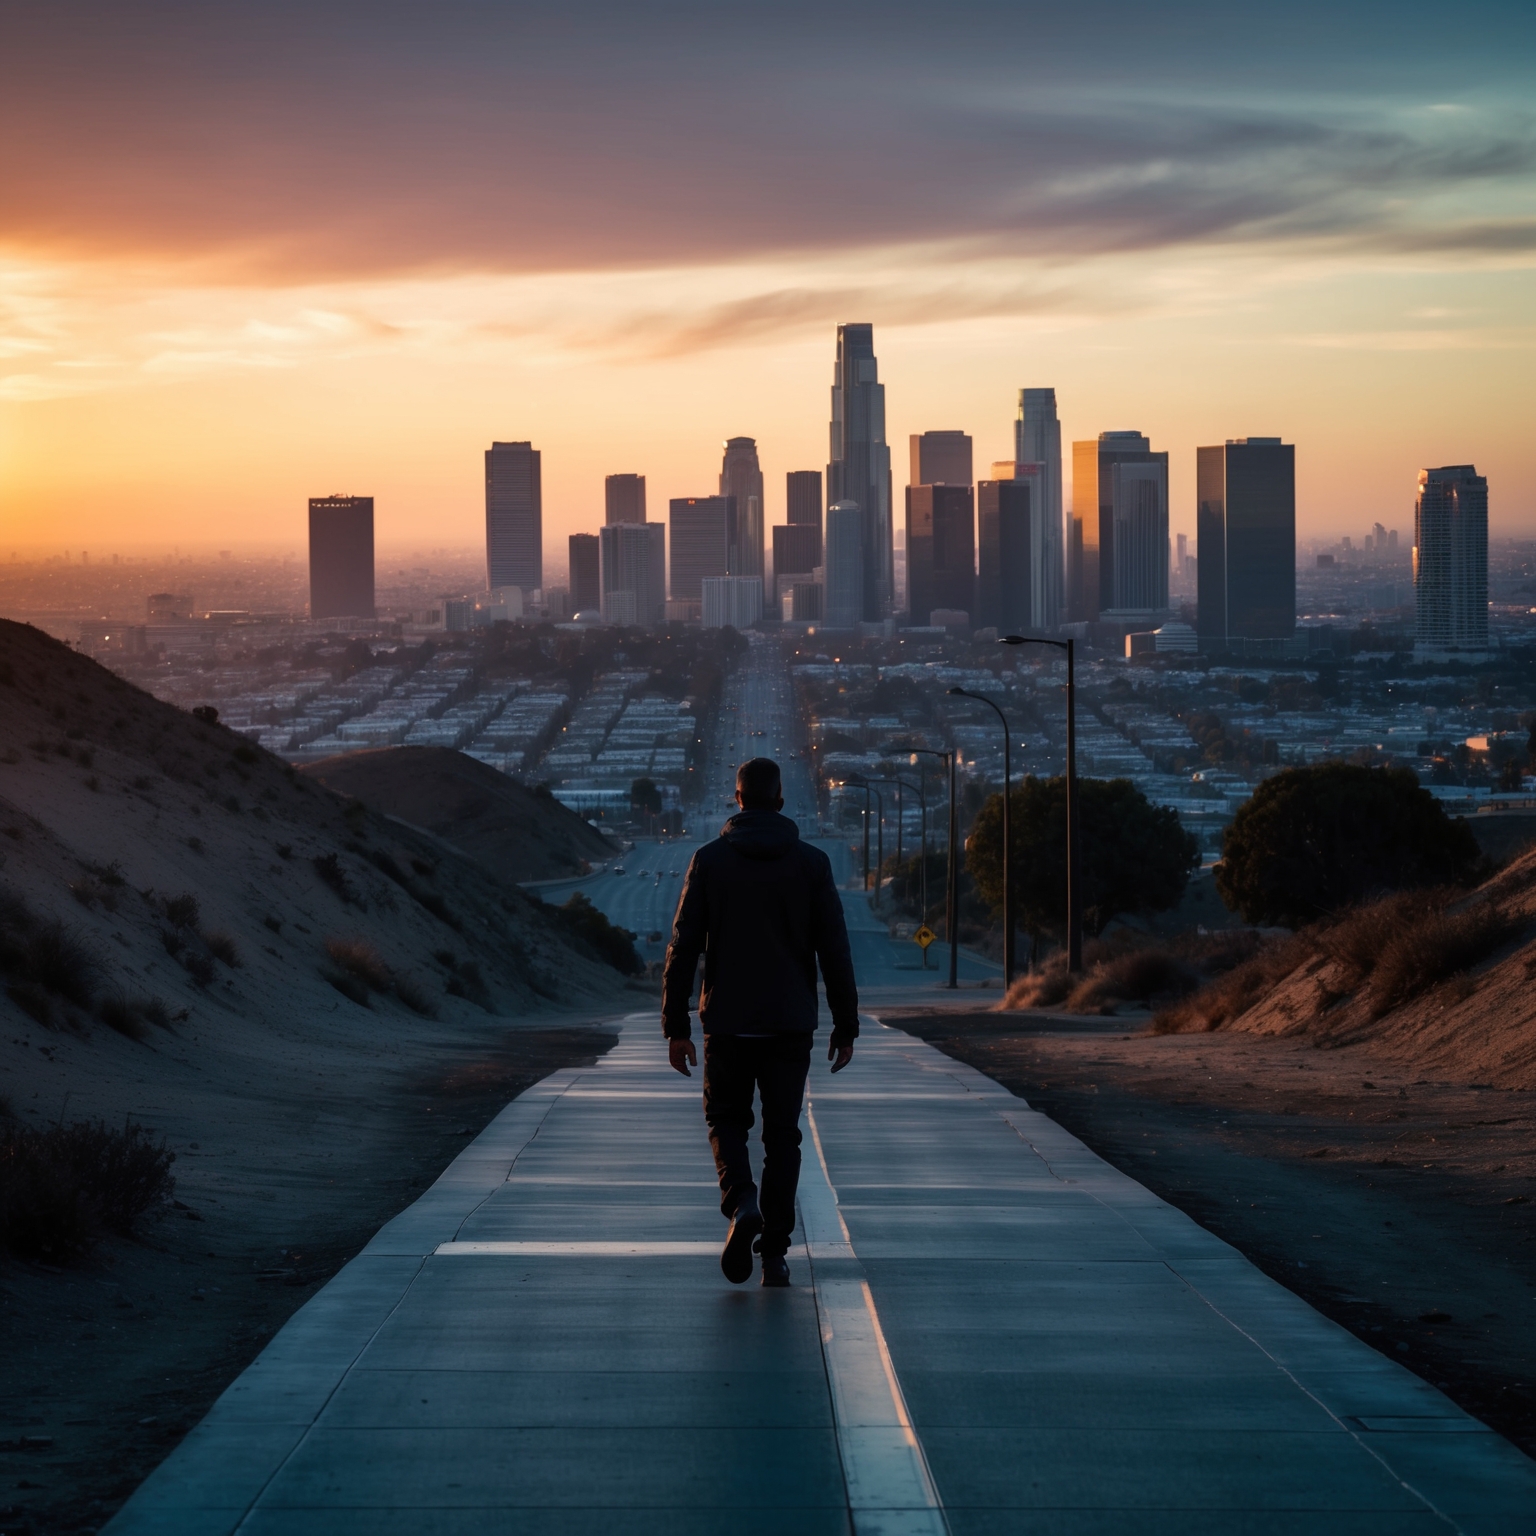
[
  {"x1": 1216, "y1": 764, "x2": 1482, "y2": 927},
  {"x1": 554, "y1": 892, "x2": 644, "y2": 975},
  {"x1": 0, "y1": 1118, "x2": 176, "y2": 1263},
  {"x1": 967, "y1": 776, "x2": 1198, "y2": 942},
  {"x1": 1005, "y1": 930, "x2": 1257, "y2": 1016}
]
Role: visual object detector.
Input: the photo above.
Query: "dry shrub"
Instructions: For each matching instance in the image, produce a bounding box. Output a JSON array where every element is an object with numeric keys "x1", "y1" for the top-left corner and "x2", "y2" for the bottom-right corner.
[
  {"x1": 1070, "y1": 949, "x2": 1199, "y2": 1012},
  {"x1": 0, "y1": 1119, "x2": 176, "y2": 1263},
  {"x1": 1152, "y1": 933, "x2": 1318, "y2": 1034},
  {"x1": 205, "y1": 930, "x2": 242, "y2": 968},
  {"x1": 1319, "y1": 888, "x2": 1449, "y2": 984},
  {"x1": 162, "y1": 892, "x2": 201, "y2": 930},
  {"x1": 1369, "y1": 904, "x2": 1525, "y2": 1017},
  {"x1": 325, "y1": 936, "x2": 392, "y2": 991},
  {"x1": 97, "y1": 990, "x2": 149, "y2": 1041},
  {"x1": 393, "y1": 972, "x2": 437, "y2": 1018}
]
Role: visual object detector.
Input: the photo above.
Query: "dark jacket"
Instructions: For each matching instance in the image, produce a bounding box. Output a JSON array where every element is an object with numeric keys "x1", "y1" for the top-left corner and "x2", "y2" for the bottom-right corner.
[{"x1": 661, "y1": 809, "x2": 858, "y2": 1044}]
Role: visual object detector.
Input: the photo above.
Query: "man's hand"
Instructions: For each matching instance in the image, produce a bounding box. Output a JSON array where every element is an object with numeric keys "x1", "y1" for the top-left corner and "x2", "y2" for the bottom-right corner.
[
  {"x1": 829, "y1": 1040, "x2": 854, "y2": 1074},
  {"x1": 668, "y1": 1038, "x2": 698, "y2": 1077}
]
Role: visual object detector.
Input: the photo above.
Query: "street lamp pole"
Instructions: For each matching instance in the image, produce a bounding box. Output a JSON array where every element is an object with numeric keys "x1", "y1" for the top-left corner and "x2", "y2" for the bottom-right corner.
[
  {"x1": 1001, "y1": 634, "x2": 1082, "y2": 972},
  {"x1": 868, "y1": 771, "x2": 928, "y2": 966},
  {"x1": 947, "y1": 688, "x2": 1016, "y2": 987},
  {"x1": 887, "y1": 744, "x2": 958, "y2": 988}
]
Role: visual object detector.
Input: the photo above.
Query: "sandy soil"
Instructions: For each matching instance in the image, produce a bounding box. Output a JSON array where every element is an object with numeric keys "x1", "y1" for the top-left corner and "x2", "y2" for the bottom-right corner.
[
  {"x1": 883, "y1": 1007, "x2": 1536, "y2": 1458},
  {"x1": 0, "y1": 1015, "x2": 621, "y2": 1536}
]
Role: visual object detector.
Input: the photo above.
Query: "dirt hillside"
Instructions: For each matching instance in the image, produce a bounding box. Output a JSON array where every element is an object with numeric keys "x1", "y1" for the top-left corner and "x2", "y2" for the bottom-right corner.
[
  {"x1": 1169, "y1": 844, "x2": 1536, "y2": 1088},
  {"x1": 301, "y1": 745, "x2": 611, "y2": 881}
]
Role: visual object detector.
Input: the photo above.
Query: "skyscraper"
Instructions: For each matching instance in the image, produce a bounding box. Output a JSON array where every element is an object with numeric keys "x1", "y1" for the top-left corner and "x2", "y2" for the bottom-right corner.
[
  {"x1": 906, "y1": 485, "x2": 975, "y2": 625},
  {"x1": 824, "y1": 501, "x2": 865, "y2": 627},
  {"x1": 668, "y1": 496, "x2": 731, "y2": 603},
  {"x1": 308, "y1": 496, "x2": 375, "y2": 620},
  {"x1": 568, "y1": 532, "x2": 601, "y2": 613},
  {"x1": 909, "y1": 431, "x2": 973, "y2": 487},
  {"x1": 786, "y1": 470, "x2": 822, "y2": 530},
  {"x1": 772, "y1": 524, "x2": 822, "y2": 580},
  {"x1": 827, "y1": 324, "x2": 892, "y2": 621},
  {"x1": 1196, "y1": 438, "x2": 1296, "y2": 652},
  {"x1": 719, "y1": 438, "x2": 764, "y2": 587},
  {"x1": 600, "y1": 521, "x2": 666, "y2": 627},
  {"x1": 977, "y1": 472, "x2": 1045, "y2": 635},
  {"x1": 605, "y1": 474, "x2": 646, "y2": 525},
  {"x1": 1415, "y1": 465, "x2": 1488, "y2": 651},
  {"x1": 1071, "y1": 431, "x2": 1169, "y2": 619},
  {"x1": 1015, "y1": 389, "x2": 1063, "y2": 631},
  {"x1": 485, "y1": 441, "x2": 542, "y2": 595}
]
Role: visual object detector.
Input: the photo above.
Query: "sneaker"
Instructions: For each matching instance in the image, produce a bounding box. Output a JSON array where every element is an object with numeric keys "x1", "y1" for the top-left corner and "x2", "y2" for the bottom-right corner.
[
  {"x1": 720, "y1": 1197, "x2": 762, "y2": 1284},
  {"x1": 760, "y1": 1252, "x2": 790, "y2": 1288}
]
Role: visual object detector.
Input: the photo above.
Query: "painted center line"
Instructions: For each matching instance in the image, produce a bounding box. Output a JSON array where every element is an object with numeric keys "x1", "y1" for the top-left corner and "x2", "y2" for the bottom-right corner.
[{"x1": 802, "y1": 1097, "x2": 950, "y2": 1536}]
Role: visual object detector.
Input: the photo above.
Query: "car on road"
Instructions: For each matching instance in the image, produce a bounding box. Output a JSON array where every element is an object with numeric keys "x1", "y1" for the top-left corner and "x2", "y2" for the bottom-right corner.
[{"x1": 613, "y1": 866, "x2": 625, "y2": 875}]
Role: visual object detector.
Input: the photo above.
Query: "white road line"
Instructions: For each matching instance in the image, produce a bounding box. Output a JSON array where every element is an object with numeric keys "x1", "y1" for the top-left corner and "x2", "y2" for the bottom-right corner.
[{"x1": 802, "y1": 1100, "x2": 950, "y2": 1536}]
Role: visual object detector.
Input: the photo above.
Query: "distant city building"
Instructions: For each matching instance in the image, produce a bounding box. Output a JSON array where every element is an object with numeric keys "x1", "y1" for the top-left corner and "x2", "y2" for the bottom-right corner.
[
  {"x1": 600, "y1": 521, "x2": 666, "y2": 626},
  {"x1": 1415, "y1": 464, "x2": 1488, "y2": 652},
  {"x1": 786, "y1": 470, "x2": 823, "y2": 530},
  {"x1": 909, "y1": 430, "x2": 973, "y2": 487},
  {"x1": 782, "y1": 582, "x2": 824, "y2": 622},
  {"x1": 720, "y1": 438, "x2": 765, "y2": 589},
  {"x1": 1197, "y1": 438, "x2": 1296, "y2": 652},
  {"x1": 568, "y1": 532, "x2": 601, "y2": 613},
  {"x1": 146, "y1": 592, "x2": 193, "y2": 621},
  {"x1": 668, "y1": 496, "x2": 731, "y2": 602},
  {"x1": 1072, "y1": 431, "x2": 1169, "y2": 620},
  {"x1": 772, "y1": 522, "x2": 822, "y2": 578},
  {"x1": 701, "y1": 575, "x2": 763, "y2": 630},
  {"x1": 604, "y1": 473, "x2": 646, "y2": 525},
  {"x1": 824, "y1": 500, "x2": 865, "y2": 627},
  {"x1": 906, "y1": 484, "x2": 974, "y2": 626},
  {"x1": 977, "y1": 473, "x2": 1048, "y2": 634},
  {"x1": 1015, "y1": 389, "x2": 1063, "y2": 631},
  {"x1": 827, "y1": 324, "x2": 892, "y2": 620},
  {"x1": 308, "y1": 495, "x2": 375, "y2": 619},
  {"x1": 485, "y1": 441, "x2": 542, "y2": 596}
]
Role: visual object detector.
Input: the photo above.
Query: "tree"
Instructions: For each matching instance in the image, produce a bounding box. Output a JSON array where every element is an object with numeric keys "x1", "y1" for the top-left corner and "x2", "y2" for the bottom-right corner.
[
  {"x1": 630, "y1": 777, "x2": 663, "y2": 820},
  {"x1": 966, "y1": 776, "x2": 1198, "y2": 942},
  {"x1": 1215, "y1": 763, "x2": 1482, "y2": 927}
]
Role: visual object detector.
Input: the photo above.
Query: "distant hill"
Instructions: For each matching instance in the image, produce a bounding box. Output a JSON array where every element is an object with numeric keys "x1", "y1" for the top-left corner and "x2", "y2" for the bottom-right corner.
[{"x1": 301, "y1": 746, "x2": 610, "y2": 881}]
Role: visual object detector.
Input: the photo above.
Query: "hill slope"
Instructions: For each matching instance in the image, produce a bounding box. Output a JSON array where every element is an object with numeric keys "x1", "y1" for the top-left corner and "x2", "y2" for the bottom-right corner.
[{"x1": 301, "y1": 745, "x2": 611, "y2": 881}]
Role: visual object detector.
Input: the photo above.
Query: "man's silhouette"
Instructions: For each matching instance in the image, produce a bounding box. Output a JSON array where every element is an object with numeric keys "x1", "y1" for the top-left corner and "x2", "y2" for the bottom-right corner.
[{"x1": 662, "y1": 757, "x2": 858, "y2": 1286}]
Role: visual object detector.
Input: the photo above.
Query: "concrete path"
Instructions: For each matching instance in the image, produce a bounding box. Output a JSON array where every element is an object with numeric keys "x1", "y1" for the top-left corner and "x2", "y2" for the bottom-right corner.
[{"x1": 109, "y1": 1017, "x2": 1536, "y2": 1534}]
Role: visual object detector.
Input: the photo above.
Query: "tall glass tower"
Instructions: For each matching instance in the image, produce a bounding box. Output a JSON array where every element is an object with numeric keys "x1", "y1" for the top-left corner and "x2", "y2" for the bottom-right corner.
[
  {"x1": 1415, "y1": 465, "x2": 1488, "y2": 651},
  {"x1": 719, "y1": 437, "x2": 765, "y2": 591},
  {"x1": 1015, "y1": 388, "x2": 1063, "y2": 631},
  {"x1": 827, "y1": 324, "x2": 892, "y2": 621},
  {"x1": 485, "y1": 441, "x2": 542, "y2": 596}
]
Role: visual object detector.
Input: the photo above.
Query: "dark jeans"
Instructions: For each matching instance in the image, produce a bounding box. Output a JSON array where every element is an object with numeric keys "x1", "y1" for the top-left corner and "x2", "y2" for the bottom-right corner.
[{"x1": 702, "y1": 1032, "x2": 813, "y2": 1258}]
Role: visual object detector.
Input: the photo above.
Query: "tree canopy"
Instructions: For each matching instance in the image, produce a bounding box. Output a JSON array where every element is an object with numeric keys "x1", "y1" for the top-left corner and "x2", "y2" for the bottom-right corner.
[
  {"x1": 966, "y1": 775, "x2": 1198, "y2": 940},
  {"x1": 1215, "y1": 763, "x2": 1482, "y2": 927}
]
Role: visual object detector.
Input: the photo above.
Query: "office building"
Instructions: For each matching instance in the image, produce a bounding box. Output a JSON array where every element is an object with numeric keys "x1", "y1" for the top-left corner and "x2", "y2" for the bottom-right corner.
[
  {"x1": 783, "y1": 583, "x2": 824, "y2": 622},
  {"x1": 910, "y1": 431, "x2": 973, "y2": 488},
  {"x1": 600, "y1": 521, "x2": 666, "y2": 627},
  {"x1": 485, "y1": 441, "x2": 542, "y2": 595},
  {"x1": 977, "y1": 473, "x2": 1045, "y2": 634},
  {"x1": 786, "y1": 470, "x2": 822, "y2": 529},
  {"x1": 1196, "y1": 438, "x2": 1296, "y2": 652},
  {"x1": 604, "y1": 473, "x2": 646, "y2": 525},
  {"x1": 1071, "y1": 431, "x2": 1169, "y2": 620},
  {"x1": 701, "y1": 575, "x2": 763, "y2": 630},
  {"x1": 1415, "y1": 464, "x2": 1488, "y2": 651},
  {"x1": 1015, "y1": 389, "x2": 1063, "y2": 630},
  {"x1": 827, "y1": 324, "x2": 892, "y2": 620},
  {"x1": 772, "y1": 523, "x2": 822, "y2": 579},
  {"x1": 568, "y1": 533, "x2": 601, "y2": 613},
  {"x1": 906, "y1": 484, "x2": 975, "y2": 626},
  {"x1": 669, "y1": 496, "x2": 731, "y2": 603},
  {"x1": 719, "y1": 438, "x2": 765, "y2": 589},
  {"x1": 308, "y1": 495, "x2": 375, "y2": 620},
  {"x1": 824, "y1": 501, "x2": 865, "y2": 627}
]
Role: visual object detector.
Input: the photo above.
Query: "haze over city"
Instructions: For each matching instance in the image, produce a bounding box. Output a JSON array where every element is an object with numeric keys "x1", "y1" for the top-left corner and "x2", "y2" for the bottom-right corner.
[{"x1": 4, "y1": 0, "x2": 1535, "y2": 554}]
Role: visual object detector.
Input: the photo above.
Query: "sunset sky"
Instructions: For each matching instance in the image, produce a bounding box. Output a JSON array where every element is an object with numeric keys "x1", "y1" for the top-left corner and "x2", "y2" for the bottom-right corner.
[{"x1": 3, "y1": 1, "x2": 1535, "y2": 562}]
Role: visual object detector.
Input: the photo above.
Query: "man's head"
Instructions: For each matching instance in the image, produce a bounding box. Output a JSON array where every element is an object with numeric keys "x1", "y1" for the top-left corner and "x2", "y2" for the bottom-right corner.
[{"x1": 735, "y1": 757, "x2": 783, "y2": 811}]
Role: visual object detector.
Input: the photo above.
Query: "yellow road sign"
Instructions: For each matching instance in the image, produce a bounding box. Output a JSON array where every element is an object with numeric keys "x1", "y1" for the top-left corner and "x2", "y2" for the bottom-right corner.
[{"x1": 913, "y1": 925, "x2": 937, "y2": 949}]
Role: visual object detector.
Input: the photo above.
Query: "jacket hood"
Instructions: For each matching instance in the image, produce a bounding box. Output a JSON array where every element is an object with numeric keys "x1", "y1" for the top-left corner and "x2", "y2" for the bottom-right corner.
[{"x1": 720, "y1": 808, "x2": 800, "y2": 860}]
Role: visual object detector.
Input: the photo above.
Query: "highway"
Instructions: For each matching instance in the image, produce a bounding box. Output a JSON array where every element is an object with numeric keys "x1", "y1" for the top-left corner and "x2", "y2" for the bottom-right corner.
[{"x1": 535, "y1": 636, "x2": 1001, "y2": 994}]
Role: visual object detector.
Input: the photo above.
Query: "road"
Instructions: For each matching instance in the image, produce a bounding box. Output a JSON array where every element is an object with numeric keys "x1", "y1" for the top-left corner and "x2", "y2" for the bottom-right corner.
[{"x1": 534, "y1": 636, "x2": 1001, "y2": 991}]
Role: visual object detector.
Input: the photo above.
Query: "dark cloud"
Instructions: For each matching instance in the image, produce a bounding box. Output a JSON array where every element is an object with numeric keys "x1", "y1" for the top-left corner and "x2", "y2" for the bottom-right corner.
[{"x1": 2, "y1": 2, "x2": 1532, "y2": 278}]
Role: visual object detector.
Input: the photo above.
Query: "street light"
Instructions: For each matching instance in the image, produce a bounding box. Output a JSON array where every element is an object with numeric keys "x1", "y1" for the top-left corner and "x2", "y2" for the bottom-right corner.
[
  {"x1": 845, "y1": 777, "x2": 884, "y2": 901},
  {"x1": 888, "y1": 743, "x2": 960, "y2": 990},
  {"x1": 863, "y1": 772, "x2": 926, "y2": 960},
  {"x1": 1001, "y1": 634, "x2": 1081, "y2": 972},
  {"x1": 947, "y1": 687, "x2": 1020, "y2": 987}
]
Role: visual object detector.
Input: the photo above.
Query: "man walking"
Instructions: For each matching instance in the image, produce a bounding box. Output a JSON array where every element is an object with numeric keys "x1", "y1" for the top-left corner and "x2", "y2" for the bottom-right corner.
[{"x1": 663, "y1": 757, "x2": 859, "y2": 1287}]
